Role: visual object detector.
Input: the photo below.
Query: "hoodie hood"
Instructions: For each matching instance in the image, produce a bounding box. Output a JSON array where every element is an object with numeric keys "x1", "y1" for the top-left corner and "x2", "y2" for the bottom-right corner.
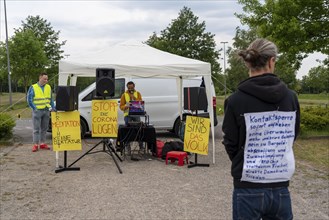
[{"x1": 238, "y1": 73, "x2": 288, "y2": 104}]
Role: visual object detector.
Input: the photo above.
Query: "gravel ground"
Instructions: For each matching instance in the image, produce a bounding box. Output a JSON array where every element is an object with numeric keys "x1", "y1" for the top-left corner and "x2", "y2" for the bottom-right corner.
[{"x1": 0, "y1": 133, "x2": 328, "y2": 219}]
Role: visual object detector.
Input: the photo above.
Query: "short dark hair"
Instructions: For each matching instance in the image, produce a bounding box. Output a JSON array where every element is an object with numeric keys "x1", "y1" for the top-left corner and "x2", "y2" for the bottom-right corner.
[
  {"x1": 39, "y1": 72, "x2": 48, "y2": 77},
  {"x1": 126, "y1": 81, "x2": 135, "y2": 87}
]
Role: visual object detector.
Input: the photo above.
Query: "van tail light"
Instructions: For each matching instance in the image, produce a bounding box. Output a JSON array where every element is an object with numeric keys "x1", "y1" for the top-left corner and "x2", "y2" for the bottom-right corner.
[{"x1": 212, "y1": 96, "x2": 216, "y2": 108}]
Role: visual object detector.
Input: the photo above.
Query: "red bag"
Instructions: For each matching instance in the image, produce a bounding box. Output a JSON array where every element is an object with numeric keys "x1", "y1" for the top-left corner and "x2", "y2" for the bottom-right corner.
[{"x1": 156, "y1": 140, "x2": 165, "y2": 158}]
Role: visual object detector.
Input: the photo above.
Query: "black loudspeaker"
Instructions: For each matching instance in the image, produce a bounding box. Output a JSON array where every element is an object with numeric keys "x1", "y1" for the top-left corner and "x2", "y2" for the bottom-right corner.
[
  {"x1": 56, "y1": 86, "x2": 78, "y2": 111},
  {"x1": 96, "y1": 68, "x2": 115, "y2": 97},
  {"x1": 184, "y1": 87, "x2": 208, "y2": 111}
]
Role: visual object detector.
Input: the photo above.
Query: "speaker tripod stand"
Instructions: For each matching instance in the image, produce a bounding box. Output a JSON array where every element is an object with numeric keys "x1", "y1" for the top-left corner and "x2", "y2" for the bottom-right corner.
[{"x1": 68, "y1": 138, "x2": 123, "y2": 174}]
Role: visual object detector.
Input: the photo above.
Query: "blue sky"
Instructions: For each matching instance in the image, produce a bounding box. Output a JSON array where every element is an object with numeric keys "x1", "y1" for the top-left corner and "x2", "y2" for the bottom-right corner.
[{"x1": 0, "y1": 0, "x2": 326, "y2": 79}]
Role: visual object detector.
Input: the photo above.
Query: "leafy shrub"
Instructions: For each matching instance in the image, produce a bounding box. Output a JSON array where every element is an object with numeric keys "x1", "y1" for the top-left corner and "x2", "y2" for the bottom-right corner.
[
  {"x1": 303, "y1": 106, "x2": 329, "y2": 117},
  {"x1": 0, "y1": 113, "x2": 16, "y2": 140},
  {"x1": 300, "y1": 106, "x2": 329, "y2": 131}
]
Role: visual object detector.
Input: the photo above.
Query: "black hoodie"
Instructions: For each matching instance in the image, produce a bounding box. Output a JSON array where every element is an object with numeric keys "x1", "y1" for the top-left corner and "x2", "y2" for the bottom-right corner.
[{"x1": 222, "y1": 73, "x2": 300, "y2": 188}]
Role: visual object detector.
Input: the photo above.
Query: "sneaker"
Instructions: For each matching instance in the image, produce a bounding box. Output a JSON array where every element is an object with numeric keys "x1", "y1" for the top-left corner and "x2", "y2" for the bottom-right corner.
[
  {"x1": 40, "y1": 143, "x2": 50, "y2": 150},
  {"x1": 32, "y1": 144, "x2": 38, "y2": 152}
]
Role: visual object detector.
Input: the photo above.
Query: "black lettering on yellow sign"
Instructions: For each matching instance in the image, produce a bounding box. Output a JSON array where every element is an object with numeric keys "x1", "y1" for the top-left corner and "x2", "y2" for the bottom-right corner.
[
  {"x1": 184, "y1": 116, "x2": 210, "y2": 155},
  {"x1": 53, "y1": 135, "x2": 81, "y2": 145},
  {"x1": 92, "y1": 101, "x2": 117, "y2": 111},
  {"x1": 185, "y1": 140, "x2": 208, "y2": 152},
  {"x1": 92, "y1": 100, "x2": 118, "y2": 137},
  {"x1": 92, "y1": 116, "x2": 117, "y2": 123},
  {"x1": 52, "y1": 120, "x2": 80, "y2": 128},
  {"x1": 51, "y1": 111, "x2": 82, "y2": 151},
  {"x1": 92, "y1": 123, "x2": 118, "y2": 135},
  {"x1": 186, "y1": 117, "x2": 207, "y2": 133}
]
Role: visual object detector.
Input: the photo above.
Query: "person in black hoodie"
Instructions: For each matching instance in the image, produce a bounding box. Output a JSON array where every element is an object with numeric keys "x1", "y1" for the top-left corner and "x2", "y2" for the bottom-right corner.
[{"x1": 222, "y1": 39, "x2": 300, "y2": 220}]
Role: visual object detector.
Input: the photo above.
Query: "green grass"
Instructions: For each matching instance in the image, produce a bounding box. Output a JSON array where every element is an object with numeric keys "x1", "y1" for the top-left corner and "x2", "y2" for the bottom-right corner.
[
  {"x1": 298, "y1": 93, "x2": 329, "y2": 100},
  {"x1": 298, "y1": 93, "x2": 329, "y2": 108},
  {"x1": 5, "y1": 107, "x2": 32, "y2": 119},
  {"x1": 0, "y1": 93, "x2": 31, "y2": 119},
  {"x1": 299, "y1": 127, "x2": 329, "y2": 138},
  {"x1": 216, "y1": 96, "x2": 225, "y2": 115},
  {"x1": 218, "y1": 93, "x2": 329, "y2": 108},
  {"x1": 0, "y1": 93, "x2": 27, "y2": 107},
  {"x1": 294, "y1": 138, "x2": 329, "y2": 172}
]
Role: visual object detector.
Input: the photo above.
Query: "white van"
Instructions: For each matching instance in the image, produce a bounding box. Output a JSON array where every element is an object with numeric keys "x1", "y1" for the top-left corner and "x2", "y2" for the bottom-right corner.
[{"x1": 77, "y1": 77, "x2": 218, "y2": 136}]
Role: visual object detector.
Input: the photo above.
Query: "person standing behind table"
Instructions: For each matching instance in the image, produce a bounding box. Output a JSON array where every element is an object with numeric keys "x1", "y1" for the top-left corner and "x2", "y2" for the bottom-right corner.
[
  {"x1": 222, "y1": 39, "x2": 300, "y2": 220},
  {"x1": 27, "y1": 72, "x2": 56, "y2": 152},
  {"x1": 119, "y1": 81, "x2": 143, "y2": 154},
  {"x1": 119, "y1": 81, "x2": 143, "y2": 125}
]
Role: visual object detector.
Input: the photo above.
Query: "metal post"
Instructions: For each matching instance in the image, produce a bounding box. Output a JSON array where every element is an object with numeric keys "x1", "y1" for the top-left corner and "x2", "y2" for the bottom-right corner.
[
  {"x1": 220, "y1": 41, "x2": 228, "y2": 100},
  {"x1": 4, "y1": 0, "x2": 12, "y2": 105}
]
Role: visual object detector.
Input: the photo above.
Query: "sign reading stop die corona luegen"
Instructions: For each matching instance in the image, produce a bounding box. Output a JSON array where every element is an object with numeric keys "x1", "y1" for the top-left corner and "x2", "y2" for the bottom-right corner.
[{"x1": 91, "y1": 100, "x2": 118, "y2": 137}]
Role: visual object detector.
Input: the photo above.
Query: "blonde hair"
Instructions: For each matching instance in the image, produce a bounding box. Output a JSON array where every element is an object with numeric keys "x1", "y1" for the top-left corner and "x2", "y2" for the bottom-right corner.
[{"x1": 238, "y1": 38, "x2": 278, "y2": 70}]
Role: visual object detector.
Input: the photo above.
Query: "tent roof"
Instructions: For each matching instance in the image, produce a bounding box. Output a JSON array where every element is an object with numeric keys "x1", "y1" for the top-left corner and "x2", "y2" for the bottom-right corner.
[{"x1": 59, "y1": 40, "x2": 211, "y2": 79}]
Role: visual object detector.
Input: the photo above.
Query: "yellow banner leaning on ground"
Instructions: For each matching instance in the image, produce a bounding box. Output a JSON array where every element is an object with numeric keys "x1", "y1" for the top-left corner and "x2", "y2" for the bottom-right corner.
[
  {"x1": 184, "y1": 115, "x2": 210, "y2": 155},
  {"x1": 91, "y1": 100, "x2": 118, "y2": 137},
  {"x1": 51, "y1": 111, "x2": 82, "y2": 151}
]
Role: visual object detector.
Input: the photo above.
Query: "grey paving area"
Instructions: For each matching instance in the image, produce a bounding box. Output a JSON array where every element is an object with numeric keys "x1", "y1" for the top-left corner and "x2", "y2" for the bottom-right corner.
[{"x1": 0, "y1": 119, "x2": 328, "y2": 219}]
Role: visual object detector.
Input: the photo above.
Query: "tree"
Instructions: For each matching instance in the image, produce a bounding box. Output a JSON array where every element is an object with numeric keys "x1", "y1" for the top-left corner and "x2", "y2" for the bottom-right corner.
[
  {"x1": 226, "y1": 27, "x2": 256, "y2": 91},
  {"x1": 0, "y1": 42, "x2": 8, "y2": 93},
  {"x1": 227, "y1": 26, "x2": 300, "y2": 91},
  {"x1": 15, "y1": 15, "x2": 66, "y2": 85},
  {"x1": 273, "y1": 54, "x2": 297, "y2": 89},
  {"x1": 16, "y1": 15, "x2": 66, "y2": 65},
  {"x1": 9, "y1": 30, "x2": 48, "y2": 93},
  {"x1": 145, "y1": 7, "x2": 221, "y2": 93},
  {"x1": 299, "y1": 58, "x2": 328, "y2": 94},
  {"x1": 301, "y1": 63, "x2": 329, "y2": 93},
  {"x1": 226, "y1": 48, "x2": 249, "y2": 92},
  {"x1": 237, "y1": 0, "x2": 329, "y2": 69}
]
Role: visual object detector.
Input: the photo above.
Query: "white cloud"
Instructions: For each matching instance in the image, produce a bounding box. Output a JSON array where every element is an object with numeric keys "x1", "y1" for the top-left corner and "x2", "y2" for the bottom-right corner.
[
  {"x1": 297, "y1": 53, "x2": 327, "y2": 79},
  {"x1": 0, "y1": 0, "x2": 325, "y2": 79}
]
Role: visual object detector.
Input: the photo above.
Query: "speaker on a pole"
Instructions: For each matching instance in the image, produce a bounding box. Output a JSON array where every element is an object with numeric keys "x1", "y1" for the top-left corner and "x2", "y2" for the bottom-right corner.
[
  {"x1": 184, "y1": 87, "x2": 208, "y2": 111},
  {"x1": 56, "y1": 86, "x2": 78, "y2": 111},
  {"x1": 96, "y1": 68, "x2": 115, "y2": 97}
]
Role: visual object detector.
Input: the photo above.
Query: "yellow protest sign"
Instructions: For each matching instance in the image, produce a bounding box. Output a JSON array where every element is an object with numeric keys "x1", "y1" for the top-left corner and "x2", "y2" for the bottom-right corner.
[
  {"x1": 51, "y1": 111, "x2": 82, "y2": 151},
  {"x1": 91, "y1": 100, "x2": 118, "y2": 137},
  {"x1": 184, "y1": 116, "x2": 210, "y2": 155}
]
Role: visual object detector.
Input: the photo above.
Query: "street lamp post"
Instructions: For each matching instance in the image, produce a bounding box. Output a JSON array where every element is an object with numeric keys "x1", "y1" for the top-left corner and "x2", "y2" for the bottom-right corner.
[
  {"x1": 220, "y1": 41, "x2": 228, "y2": 100},
  {"x1": 4, "y1": 0, "x2": 12, "y2": 105}
]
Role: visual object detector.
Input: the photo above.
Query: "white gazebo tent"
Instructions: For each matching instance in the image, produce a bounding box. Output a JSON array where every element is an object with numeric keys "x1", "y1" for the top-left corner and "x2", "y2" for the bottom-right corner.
[{"x1": 58, "y1": 40, "x2": 216, "y2": 164}]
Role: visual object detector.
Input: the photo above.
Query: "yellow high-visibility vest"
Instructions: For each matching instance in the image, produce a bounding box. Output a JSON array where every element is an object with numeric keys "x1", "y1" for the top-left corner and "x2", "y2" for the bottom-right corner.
[
  {"x1": 124, "y1": 91, "x2": 138, "y2": 116},
  {"x1": 32, "y1": 83, "x2": 51, "y2": 109}
]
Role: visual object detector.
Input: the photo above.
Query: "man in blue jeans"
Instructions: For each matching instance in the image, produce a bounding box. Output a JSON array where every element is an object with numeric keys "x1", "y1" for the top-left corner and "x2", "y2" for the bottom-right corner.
[
  {"x1": 222, "y1": 39, "x2": 300, "y2": 219},
  {"x1": 27, "y1": 72, "x2": 55, "y2": 152}
]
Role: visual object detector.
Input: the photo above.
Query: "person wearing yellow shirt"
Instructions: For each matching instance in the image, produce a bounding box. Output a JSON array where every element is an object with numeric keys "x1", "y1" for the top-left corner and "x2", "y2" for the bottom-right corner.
[
  {"x1": 27, "y1": 73, "x2": 55, "y2": 152},
  {"x1": 119, "y1": 81, "x2": 143, "y2": 155},
  {"x1": 119, "y1": 81, "x2": 142, "y2": 125}
]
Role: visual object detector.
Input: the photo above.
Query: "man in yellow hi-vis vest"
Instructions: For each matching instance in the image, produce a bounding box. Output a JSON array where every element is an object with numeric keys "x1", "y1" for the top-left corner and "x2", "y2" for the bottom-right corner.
[
  {"x1": 119, "y1": 81, "x2": 143, "y2": 125},
  {"x1": 119, "y1": 81, "x2": 143, "y2": 155},
  {"x1": 27, "y1": 73, "x2": 55, "y2": 152}
]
